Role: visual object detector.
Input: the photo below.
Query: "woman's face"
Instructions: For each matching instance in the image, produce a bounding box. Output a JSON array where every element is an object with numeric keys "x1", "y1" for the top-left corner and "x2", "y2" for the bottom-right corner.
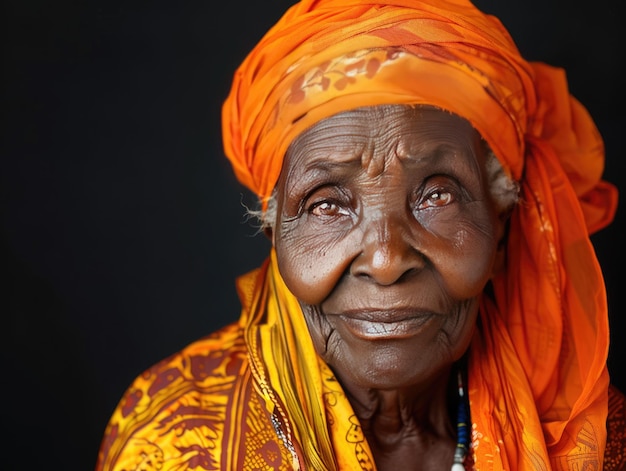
[{"x1": 274, "y1": 105, "x2": 505, "y2": 391}]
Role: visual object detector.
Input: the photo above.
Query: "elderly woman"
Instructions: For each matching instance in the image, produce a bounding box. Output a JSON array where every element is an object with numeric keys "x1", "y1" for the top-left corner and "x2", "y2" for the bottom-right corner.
[{"x1": 96, "y1": 0, "x2": 625, "y2": 470}]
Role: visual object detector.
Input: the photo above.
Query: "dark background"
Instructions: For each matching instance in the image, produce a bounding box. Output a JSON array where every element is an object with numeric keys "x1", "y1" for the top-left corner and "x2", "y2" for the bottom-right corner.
[{"x1": 2, "y1": 1, "x2": 624, "y2": 470}]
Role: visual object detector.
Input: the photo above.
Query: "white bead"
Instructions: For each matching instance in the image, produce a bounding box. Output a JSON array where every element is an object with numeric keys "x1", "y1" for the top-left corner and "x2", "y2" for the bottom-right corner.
[{"x1": 451, "y1": 463, "x2": 465, "y2": 471}]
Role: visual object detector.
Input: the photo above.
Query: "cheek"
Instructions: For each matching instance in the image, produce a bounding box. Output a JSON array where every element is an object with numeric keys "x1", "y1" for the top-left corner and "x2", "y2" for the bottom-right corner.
[
  {"x1": 438, "y1": 221, "x2": 498, "y2": 299},
  {"x1": 275, "y1": 226, "x2": 355, "y2": 305}
]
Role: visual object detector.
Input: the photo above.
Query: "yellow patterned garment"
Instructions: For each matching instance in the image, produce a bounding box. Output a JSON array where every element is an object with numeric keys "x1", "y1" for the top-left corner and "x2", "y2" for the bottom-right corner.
[
  {"x1": 96, "y1": 321, "x2": 296, "y2": 470},
  {"x1": 97, "y1": 252, "x2": 384, "y2": 470},
  {"x1": 96, "y1": 251, "x2": 626, "y2": 470}
]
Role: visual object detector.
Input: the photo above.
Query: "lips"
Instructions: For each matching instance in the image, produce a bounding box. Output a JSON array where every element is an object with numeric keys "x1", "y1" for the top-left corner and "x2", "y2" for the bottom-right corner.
[{"x1": 332, "y1": 309, "x2": 436, "y2": 340}]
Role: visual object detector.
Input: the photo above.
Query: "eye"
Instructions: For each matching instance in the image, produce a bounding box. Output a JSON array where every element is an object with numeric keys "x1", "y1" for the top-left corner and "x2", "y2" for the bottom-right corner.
[
  {"x1": 417, "y1": 189, "x2": 454, "y2": 209},
  {"x1": 414, "y1": 174, "x2": 463, "y2": 211},
  {"x1": 309, "y1": 200, "x2": 350, "y2": 217}
]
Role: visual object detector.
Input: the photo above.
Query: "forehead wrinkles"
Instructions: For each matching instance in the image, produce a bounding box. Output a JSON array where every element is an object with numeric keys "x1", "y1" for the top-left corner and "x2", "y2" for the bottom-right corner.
[
  {"x1": 360, "y1": 107, "x2": 419, "y2": 177},
  {"x1": 285, "y1": 114, "x2": 368, "y2": 180},
  {"x1": 284, "y1": 105, "x2": 481, "y2": 184},
  {"x1": 299, "y1": 106, "x2": 410, "y2": 178}
]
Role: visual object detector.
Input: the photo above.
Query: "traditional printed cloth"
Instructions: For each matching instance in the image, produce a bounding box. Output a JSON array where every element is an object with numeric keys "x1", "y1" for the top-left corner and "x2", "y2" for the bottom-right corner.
[
  {"x1": 96, "y1": 253, "x2": 626, "y2": 470},
  {"x1": 98, "y1": 0, "x2": 624, "y2": 469}
]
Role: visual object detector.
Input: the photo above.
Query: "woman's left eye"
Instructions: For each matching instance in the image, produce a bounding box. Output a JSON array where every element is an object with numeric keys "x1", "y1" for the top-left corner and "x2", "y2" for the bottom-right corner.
[{"x1": 417, "y1": 188, "x2": 454, "y2": 210}]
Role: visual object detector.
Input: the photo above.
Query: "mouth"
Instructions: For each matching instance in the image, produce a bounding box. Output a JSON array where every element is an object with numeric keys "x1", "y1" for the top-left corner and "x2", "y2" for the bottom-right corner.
[{"x1": 333, "y1": 309, "x2": 435, "y2": 340}]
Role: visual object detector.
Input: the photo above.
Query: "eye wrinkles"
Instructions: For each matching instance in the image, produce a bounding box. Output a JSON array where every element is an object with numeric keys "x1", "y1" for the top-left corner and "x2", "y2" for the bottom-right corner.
[
  {"x1": 285, "y1": 149, "x2": 479, "y2": 226},
  {"x1": 278, "y1": 105, "x2": 488, "y2": 233}
]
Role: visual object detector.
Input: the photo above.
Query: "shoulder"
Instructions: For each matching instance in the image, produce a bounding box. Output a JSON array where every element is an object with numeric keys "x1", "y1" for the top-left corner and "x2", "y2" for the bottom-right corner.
[
  {"x1": 604, "y1": 384, "x2": 626, "y2": 471},
  {"x1": 127, "y1": 320, "x2": 250, "y2": 400},
  {"x1": 96, "y1": 322, "x2": 252, "y2": 471}
]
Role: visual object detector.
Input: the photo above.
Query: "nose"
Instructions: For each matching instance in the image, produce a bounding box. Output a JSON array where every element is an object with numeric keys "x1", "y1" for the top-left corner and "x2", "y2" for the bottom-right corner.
[{"x1": 350, "y1": 212, "x2": 425, "y2": 285}]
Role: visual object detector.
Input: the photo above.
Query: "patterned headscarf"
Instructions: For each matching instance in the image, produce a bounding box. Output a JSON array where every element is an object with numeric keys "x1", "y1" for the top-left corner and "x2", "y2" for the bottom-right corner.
[{"x1": 222, "y1": 0, "x2": 618, "y2": 468}]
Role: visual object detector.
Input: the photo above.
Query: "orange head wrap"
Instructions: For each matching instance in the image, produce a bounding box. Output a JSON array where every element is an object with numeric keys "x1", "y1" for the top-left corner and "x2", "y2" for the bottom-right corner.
[{"x1": 222, "y1": 0, "x2": 618, "y2": 468}]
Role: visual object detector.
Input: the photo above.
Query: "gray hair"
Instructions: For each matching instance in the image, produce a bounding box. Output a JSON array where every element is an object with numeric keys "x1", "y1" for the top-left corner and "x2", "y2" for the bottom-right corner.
[{"x1": 247, "y1": 149, "x2": 519, "y2": 231}]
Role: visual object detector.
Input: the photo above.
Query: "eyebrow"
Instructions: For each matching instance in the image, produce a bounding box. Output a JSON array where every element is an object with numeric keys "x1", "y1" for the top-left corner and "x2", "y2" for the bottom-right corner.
[{"x1": 289, "y1": 138, "x2": 481, "y2": 190}]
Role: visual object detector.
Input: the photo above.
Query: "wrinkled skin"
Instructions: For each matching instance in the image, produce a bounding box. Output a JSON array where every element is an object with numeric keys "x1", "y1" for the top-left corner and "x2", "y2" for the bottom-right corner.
[{"x1": 273, "y1": 105, "x2": 507, "y2": 470}]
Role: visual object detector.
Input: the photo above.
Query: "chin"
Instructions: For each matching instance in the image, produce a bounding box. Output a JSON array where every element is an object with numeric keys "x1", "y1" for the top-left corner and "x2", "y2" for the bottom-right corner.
[{"x1": 332, "y1": 340, "x2": 456, "y2": 392}]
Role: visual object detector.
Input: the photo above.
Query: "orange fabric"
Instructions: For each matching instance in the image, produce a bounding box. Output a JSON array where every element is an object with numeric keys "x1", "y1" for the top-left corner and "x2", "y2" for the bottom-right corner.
[{"x1": 221, "y1": 0, "x2": 618, "y2": 469}]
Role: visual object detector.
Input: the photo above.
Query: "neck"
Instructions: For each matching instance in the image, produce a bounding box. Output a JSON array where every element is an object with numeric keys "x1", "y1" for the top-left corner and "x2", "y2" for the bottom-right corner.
[{"x1": 342, "y1": 367, "x2": 456, "y2": 450}]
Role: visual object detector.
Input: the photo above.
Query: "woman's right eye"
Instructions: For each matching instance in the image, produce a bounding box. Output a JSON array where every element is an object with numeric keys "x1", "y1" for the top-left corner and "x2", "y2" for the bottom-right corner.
[{"x1": 309, "y1": 200, "x2": 349, "y2": 217}]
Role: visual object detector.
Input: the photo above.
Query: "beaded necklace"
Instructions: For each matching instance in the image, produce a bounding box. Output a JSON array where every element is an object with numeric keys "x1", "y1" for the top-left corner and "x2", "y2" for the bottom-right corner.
[{"x1": 451, "y1": 369, "x2": 470, "y2": 471}]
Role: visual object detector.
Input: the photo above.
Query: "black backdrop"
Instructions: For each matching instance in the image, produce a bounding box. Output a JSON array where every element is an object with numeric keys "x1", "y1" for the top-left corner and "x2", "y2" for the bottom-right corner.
[{"x1": 3, "y1": 1, "x2": 624, "y2": 470}]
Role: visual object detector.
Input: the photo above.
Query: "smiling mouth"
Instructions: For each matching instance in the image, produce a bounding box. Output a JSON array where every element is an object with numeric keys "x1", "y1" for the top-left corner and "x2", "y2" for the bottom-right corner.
[{"x1": 335, "y1": 310, "x2": 435, "y2": 340}]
